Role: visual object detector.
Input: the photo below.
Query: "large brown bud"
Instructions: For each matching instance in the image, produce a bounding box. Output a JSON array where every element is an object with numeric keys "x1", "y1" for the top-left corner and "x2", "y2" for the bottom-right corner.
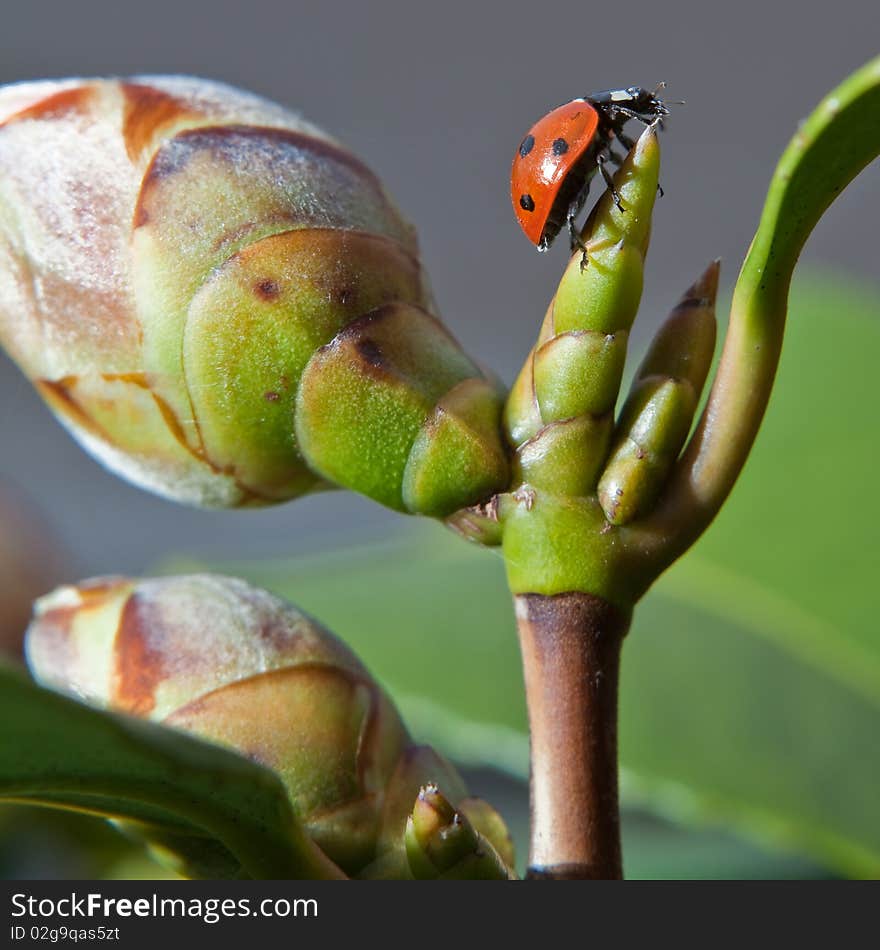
[
  {"x1": 25, "y1": 574, "x2": 513, "y2": 878},
  {"x1": 0, "y1": 78, "x2": 507, "y2": 516}
]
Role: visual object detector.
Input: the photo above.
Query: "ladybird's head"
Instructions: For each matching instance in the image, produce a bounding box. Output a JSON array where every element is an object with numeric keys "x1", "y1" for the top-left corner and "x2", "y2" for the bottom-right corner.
[
  {"x1": 623, "y1": 85, "x2": 670, "y2": 120},
  {"x1": 588, "y1": 84, "x2": 672, "y2": 124}
]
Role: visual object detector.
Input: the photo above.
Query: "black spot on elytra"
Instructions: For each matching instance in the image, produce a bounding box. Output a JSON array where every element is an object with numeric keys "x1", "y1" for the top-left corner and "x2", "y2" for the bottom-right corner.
[
  {"x1": 255, "y1": 278, "x2": 281, "y2": 300},
  {"x1": 356, "y1": 338, "x2": 384, "y2": 368},
  {"x1": 519, "y1": 134, "x2": 535, "y2": 158},
  {"x1": 519, "y1": 194, "x2": 535, "y2": 212},
  {"x1": 552, "y1": 137, "x2": 569, "y2": 155}
]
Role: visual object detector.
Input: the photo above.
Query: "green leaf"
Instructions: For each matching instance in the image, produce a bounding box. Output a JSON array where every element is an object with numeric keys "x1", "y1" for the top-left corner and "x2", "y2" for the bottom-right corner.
[
  {"x1": 740, "y1": 56, "x2": 880, "y2": 309},
  {"x1": 687, "y1": 275, "x2": 880, "y2": 688},
  {"x1": 652, "y1": 56, "x2": 880, "y2": 558},
  {"x1": 220, "y1": 275, "x2": 880, "y2": 878},
  {"x1": 0, "y1": 665, "x2": 343, "y2": 879}
]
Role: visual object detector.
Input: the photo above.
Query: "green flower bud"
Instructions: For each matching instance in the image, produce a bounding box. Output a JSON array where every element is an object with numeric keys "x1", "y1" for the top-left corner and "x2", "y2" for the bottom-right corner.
[
  {"x1": 405, "y1": 784, "x2": 514, "y2": 880},
  {"x1": 0, "y1": 78, "x2": 507, "y2": 517},
  {"x1": 598, "y1": 262, "x2": 718, "y2": 524},
  {"x1": 499, "y1": 128, "x2": 670, "y2": 604},
  {"x1": 25, "y1": 574, "x2": 513, "y2": 879},
  {"x1": 503, "y1": 128, "x2": 661, "y2": 508}
]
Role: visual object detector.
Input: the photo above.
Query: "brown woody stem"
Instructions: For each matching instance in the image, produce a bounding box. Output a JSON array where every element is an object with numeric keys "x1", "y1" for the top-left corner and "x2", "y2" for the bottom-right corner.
[{"x1": 515, "y1": 591, "x2": 631, "y2": 880}]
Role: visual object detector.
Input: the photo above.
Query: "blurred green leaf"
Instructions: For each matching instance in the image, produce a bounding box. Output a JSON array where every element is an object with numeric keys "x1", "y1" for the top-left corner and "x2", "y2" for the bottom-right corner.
[
  {"x1": 0, "y1": 805, "x2": 144, "y2": 879},
  {"x1": 0, "y1": 665, "x2": 341, "y2": 879},
  {"x1": 222, "y1": 274, "x2": 879, "y2": 879},
  {"x1": 686, "y1": 275, "x2": 880, "y2": 691}
]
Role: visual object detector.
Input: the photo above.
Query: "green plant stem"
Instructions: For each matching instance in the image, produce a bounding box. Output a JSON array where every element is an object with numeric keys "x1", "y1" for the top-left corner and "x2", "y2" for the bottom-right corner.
[{"x1": 514, "y1": 592, "x2": 631, "y2": 879}]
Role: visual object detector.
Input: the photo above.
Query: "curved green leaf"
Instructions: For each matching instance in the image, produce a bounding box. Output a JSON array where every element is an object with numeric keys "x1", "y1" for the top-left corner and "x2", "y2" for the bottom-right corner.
[
  {"x1": 0, "y1": 665, "x2": 343, "y2": 879},
  {"x1": 653, "y1": 55, "x2": 880, "y2": 559},
  {"x1": 742, "y1": 57, "x2": 880, "y2": 301}
]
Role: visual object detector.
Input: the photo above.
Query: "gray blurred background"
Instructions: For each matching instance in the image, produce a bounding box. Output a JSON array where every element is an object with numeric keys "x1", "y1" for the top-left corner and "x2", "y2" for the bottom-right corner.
[{"x1": 1, "y1": 0, "x2": 877, "y2": 576}]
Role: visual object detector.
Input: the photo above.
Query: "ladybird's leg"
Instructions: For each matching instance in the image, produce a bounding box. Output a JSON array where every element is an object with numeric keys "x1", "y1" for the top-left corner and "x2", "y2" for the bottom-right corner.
[
  {"x1": 610, "y1": 106, "x2": 645, "y2": 123},
  {"x1": 566, "y1": 191, "x2": 590, "y2": 270},
  {"x1": 612, "y1": 106, "x2": 662, "y2": 127},
  {"x1": 567, "y1": 210, "x2": 588, "y2": 252},
  {"x1": 567, "y1": 201, "x2": 589, "y2": 266},
  {"x1": 597, "y1": 153, "x2": 625, "y2": 212}
]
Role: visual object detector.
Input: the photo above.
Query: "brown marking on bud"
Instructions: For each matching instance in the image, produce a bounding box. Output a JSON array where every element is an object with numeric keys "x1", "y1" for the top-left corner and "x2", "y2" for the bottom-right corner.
[
  {"x1": 355, "y1": 337, "x2": 385, "y2": 368},
  {"x1": 255, "y1": 613, "x2": 302, "y2": 652},
  {"x1": 140, "y1": 124, "x2": 380, "y2": 190},
  {"x1": 264, "y1": 391, "x2": 280, "y2": 402},
  {"x1": 150, "y1": 390, "x2": 203, "y2": 458},
  {"x1": 100, "y1": 372, "x2": 151, "y2": 388},
  {"x1": 36, "y1": 377, "x2": 113, "y2": 444},
  {"x1": 112, "y1": 592, "x2": 166, "y2": 716},
  {"x1": 40, "y1": 376, "x2": 270, "y2": 506},
  {"x1": 148, "y1": 389, "x2": 279, "y2": 505},
  {"x1": 74, "y1": 576, "x2": 131, "y2": 601},
  {"x1": 133, "y1": 124, "x2": 383, "y2": 234},
  {"x1": 0, "y1": 86, "x2": 95, "y2": 128},
  {"x1": 322, "y1": 303, "x2": 461, "y2": 384},
  {"x1": 132, "y1": 204, "x2": 150, "y2": 229},
  {"x1": 254, "y1": 277, "x2": 281, "y2": 300},
  {"x1": 121, "y1": 83, "x2": 198, "y2": 163}
]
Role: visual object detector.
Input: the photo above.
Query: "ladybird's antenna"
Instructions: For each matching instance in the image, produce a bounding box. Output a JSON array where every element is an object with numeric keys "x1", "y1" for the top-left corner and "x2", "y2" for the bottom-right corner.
[{"x1": 654, "y1": 81, "x2": 685, "y2": 107}]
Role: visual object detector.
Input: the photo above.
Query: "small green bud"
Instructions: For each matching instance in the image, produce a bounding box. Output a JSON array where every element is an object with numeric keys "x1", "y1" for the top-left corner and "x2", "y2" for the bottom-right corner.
[
  {"x1": 296, "y1": 304, "x2": 507, "y2": 515},
  {"x1": 405, "y1": 784, "x2": 514, "y2": 880},
  {"x1": 597, "y1": 377, "x2": 696, "y2": 523},
  {"x1": 514, "y1": 415, "x2": 612, "y2": 496},
  {"x1": 500, "y1": 128, "x2": 672, "y2": 603},
  {"x1": 552, "y1": 128, "x2": 661, "y2": 336},
  {"x1": 533, "y1": 330, "x2": 629, "y2": 421},
  {"x1": 598, "y1": 262, "x2": 719, "y2": 524},
  {"x1": 504, "y1": 127, "x2": 662, "y2": 502}
]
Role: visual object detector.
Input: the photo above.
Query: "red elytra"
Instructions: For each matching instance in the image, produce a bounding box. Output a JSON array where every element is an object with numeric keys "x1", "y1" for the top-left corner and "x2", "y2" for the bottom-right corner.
[
  {"x1": 510, "y1": 86, "x2": 670, "y2": 252},
  {"x1": 511, "y1": 99, "x2": 601, "y2": 247}
]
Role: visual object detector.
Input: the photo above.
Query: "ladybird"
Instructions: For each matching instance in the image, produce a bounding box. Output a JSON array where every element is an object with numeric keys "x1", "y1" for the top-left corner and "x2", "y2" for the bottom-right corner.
[{"x1": 511, "y1": 85, "x2": 670, "y2": 254}]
